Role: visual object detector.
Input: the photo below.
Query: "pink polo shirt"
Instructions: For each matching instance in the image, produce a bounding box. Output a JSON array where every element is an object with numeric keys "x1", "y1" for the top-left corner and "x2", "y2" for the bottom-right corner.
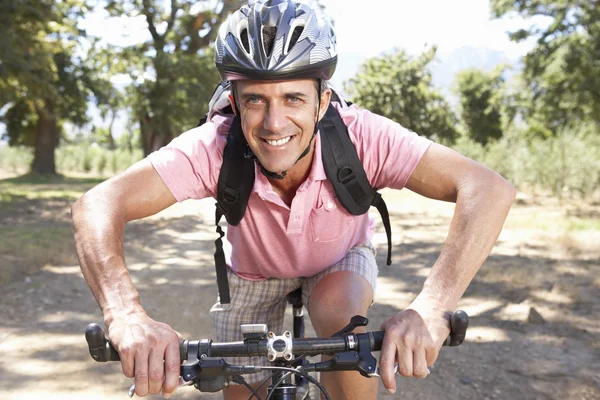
[{"x1": 148, "y1": 103, "x2": 431, "y2": 280}]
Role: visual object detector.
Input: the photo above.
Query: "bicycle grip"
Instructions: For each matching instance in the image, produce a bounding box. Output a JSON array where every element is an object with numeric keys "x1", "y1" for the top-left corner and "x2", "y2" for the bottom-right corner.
[
  {"x1": 85, "y1": 323, "x2": 187, "y2": 363},
  {"x1": 369, "y1": 310, "x2": 469, "y2": 350},
  {"x1": 444, "y1": 310, "x2": 469, "y2": 346},
  {"x1": 85, "y1": 323, "x2": 121, "y2": 362}
]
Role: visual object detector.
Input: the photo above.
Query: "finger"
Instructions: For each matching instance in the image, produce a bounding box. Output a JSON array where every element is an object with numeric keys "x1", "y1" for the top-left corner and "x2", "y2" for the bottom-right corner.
[
  {"x1": 148, "y1": 347, "x2": 165, "y2": 395},
  {"x1": 134, "y1": 350, "x2": 150, "y2": 397},
  {"x1": 396, "y1": 340, "x2": 413, "y2": 378},
  {"x1": 413, "y1": 348, "x2": 429, "y2": 378},
  {"x1": 162, "y1": 340, "x2": 181, "y2": 398},
  {"x1": 425, "y1": 345, "x2": 439, "y2": 367},
  {"x1": 119, "y1": 344, "x2": 135, "y2": 378},
  {"x1": 378, "y1": 335, "x2": 398, "y2": 393}
]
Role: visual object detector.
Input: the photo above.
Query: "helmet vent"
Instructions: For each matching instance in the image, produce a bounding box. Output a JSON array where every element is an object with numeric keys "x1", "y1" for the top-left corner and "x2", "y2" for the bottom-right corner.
[
  {"x1": 262, "y1": 26, "x2": 277, "y2": 57},
  {"x1": 288, "y1": 26, "x2": 304, "y2": 51},
  {"x1": 240, "y1": 29, "x2": 250, "y2": 53}
]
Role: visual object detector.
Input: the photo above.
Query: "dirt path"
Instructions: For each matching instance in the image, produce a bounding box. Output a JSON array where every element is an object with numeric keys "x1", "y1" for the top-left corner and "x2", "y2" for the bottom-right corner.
[{"x1": 1, "y1": 190, "x2": 599, "y2": 399}]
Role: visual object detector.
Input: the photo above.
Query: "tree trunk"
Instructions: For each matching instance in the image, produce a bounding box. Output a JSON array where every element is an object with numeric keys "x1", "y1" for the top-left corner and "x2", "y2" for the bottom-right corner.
[
  {"x1": 140, "y1": 111, "x2": 173, "y2": 157},
  {"x1": 31, "y1": 101, "x2": 58, "y2": 174},
  {"x1": 107, "y1": 110, "x2": 117, "y2": 151}
]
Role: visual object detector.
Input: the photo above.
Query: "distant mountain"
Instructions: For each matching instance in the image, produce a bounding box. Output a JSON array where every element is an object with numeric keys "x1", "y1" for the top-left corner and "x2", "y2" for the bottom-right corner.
[
  {"x1": 332, "y1": 45, "x2": 520, "y2": 100},
  {"x1": 430, "y1": 45, "x2": 516, "y2": 94}
]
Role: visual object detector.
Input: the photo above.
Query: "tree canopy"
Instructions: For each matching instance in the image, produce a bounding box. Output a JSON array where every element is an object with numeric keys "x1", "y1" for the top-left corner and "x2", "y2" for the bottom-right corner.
[
  {"x1": 344, "y1": 47, "x2": 458, "y2": 144},
  {"x1": 454, "y1": 66, "x2": 507, "y2": 145},
  {"x1": 0, "y1": 0, "x2": 101, "y2": 173},
  {"x1": 491, "y1": 0, "x2": 600, "y2": 134},
  {"x1": 102, "y1": 0, "x2": 245, "y2": 155}
]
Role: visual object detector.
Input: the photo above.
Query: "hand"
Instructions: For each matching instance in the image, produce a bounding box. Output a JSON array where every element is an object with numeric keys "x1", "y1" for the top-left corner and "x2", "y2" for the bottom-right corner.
[
  {"x1": 379, "y1": 300, "x2": 451, "y2": 394},
  {"x1": 107, "y1": 312, "x2": 182, "y2": 399}
]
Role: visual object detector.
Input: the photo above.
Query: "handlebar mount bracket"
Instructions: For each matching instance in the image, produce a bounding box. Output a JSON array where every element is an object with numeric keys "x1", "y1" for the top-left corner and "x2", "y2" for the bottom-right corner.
[{"x1": 181, "y1": 339, "x2": 229, "y2": 393}]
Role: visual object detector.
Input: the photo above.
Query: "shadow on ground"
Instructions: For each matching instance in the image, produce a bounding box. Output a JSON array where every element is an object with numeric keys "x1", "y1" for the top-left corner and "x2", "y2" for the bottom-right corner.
[{"x1": 0, "y1": 191, "x2": 599, "y2": 399}]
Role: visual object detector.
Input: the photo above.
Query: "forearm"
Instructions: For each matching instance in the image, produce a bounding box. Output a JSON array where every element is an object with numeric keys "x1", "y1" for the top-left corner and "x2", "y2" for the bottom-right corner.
[
  {"x1": 72, "y1": 192, "x2": 145, "y2": 326},
  {"x1": 416, "y1": 173, "x2": 516, "y2": 310}
]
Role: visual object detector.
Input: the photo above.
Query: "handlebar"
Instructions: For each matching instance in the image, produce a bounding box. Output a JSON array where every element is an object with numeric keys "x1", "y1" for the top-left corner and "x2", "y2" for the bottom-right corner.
[{"x1": 85, "y1": 311, "x2": 469, "y2": 363}]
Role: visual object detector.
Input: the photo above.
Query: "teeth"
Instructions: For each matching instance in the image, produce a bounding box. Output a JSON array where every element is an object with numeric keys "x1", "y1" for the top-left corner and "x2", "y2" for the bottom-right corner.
[{"x1": 266, "y1": 136, "x2": 292, "y2": 146}]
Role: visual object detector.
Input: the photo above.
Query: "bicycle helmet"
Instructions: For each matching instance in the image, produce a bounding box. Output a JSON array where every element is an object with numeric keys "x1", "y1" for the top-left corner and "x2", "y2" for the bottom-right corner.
[{"x1": 215, "y1": 0, "x2": 337, "y2": 81}]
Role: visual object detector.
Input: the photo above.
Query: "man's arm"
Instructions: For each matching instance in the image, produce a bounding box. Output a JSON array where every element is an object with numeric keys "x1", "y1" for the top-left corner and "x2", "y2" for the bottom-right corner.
[
  {"x1": 405, "y1": 142, "x2": 516, "y2": 309},
  {"x1": 379, "y1": 143, "x2": 516, "y2": 393},
  {"x1": 72, "y1": 159, "x2": 180, "y2": 398}
]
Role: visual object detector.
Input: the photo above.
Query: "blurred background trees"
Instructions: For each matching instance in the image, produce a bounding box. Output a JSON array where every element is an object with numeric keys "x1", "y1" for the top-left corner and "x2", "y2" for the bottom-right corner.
[
  {"x1": 0, "y1": 0, "x2": 101, "y2": 174},
  {"x1": 453, "y1": 66, "x2": 507, "y2": 146},
  {"x1": 345, "y1": 47, "x2": 458, "y2": 144},
  {"x1": 491, "y1": 0, "x2": 600, "y2": 137},
  {"x1": 0, "y1": 0, "x2": 598, "y2": 201},
  {"x1": 102, "y1": 0, "x2": 243, "y2": 156}
]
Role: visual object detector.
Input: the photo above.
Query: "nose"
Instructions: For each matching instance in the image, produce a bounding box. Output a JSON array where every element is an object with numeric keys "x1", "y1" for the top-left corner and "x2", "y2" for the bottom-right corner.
[{"x1": 263, "y1": 103, "x2": 287, "y2": 134}]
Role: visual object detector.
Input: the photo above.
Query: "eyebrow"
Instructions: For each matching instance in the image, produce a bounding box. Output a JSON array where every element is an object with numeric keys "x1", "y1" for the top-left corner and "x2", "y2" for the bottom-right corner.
[
  {"x1": 284, "y1": 92, "x2": 309, "y2": 99},
  {"x1": 239, "y1": 91, "x2": 310, "y2": 101}
]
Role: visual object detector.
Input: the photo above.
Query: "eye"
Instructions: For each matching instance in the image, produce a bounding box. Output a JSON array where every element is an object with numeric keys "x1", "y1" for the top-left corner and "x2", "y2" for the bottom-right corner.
[
  {"x1": 287, "y1": 96, "x2": 301, "y2": 103},
  {"x1": 245, "y1": 96, "x2": 264, "y2": 106}
]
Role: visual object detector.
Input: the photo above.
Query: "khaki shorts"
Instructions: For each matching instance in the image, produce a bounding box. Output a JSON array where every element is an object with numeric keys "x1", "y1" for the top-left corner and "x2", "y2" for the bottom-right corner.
[{"x1": 209, "y1": 242, "x2": 378, "y2": 385}]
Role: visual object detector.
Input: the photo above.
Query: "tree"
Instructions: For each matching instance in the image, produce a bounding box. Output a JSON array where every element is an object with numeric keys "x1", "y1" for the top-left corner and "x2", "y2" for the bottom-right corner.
[
  {"x1": 344, "y1": 47, "x2": 458, "y2": 143},
  {"x1": 491, "y1": 0, "x2": 600, "y2": 134},
  {"x1": 0, "y1": 0, "x2": 100, "y2": 174},
  {"x1": 454, "y1": 66, "x2": 507, "y2": 145},
  {"x1": 104, "y1": 0, "x2": 245, "y2": 156}
]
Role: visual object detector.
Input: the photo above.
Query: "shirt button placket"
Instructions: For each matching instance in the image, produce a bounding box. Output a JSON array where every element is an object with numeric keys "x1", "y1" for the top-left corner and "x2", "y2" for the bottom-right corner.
[{"x1": 288, "y1": 191, "x2": 306, "y2": 233}]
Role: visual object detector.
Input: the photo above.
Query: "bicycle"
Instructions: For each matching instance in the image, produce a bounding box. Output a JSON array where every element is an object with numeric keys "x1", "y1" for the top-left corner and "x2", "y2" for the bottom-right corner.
[{"x1": 86, "y1": 291, "x2": 469, "y2": 400}]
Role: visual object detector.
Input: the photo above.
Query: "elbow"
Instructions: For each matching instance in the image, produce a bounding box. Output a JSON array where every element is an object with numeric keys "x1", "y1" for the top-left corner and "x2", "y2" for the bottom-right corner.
[
  {"x1": 71, "y1": 191, "x2": 92, "y2": 231},
  {"x1": 71, "y1": 187, "x2": 111, "y2": 229},
  {"x1": 489, "y1": 172, "x2": 517, "y2": 210},
  {"x1": 71, "y1": 194, "x2": 83, "y2": 226}
]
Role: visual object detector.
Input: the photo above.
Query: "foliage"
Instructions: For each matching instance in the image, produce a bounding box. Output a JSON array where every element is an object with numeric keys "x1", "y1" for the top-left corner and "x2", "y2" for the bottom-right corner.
[
  {"x1": 344, "y1": 47, "x2": 458, "y2": 144},
  {"x1": 452, "y1": 127, "x2": 600, "y2": 201},
  {"x1": 101, "y1": 0, "x2": 245, "y2": 155},
  {"x1": 0, "y1": 144, "x2": 142, "y2": 177},
  {"x1": 0, "y1": 0, "x2": 107, "y2": 174},
  {"x1": 453, "y1": 66, "x2": 508, "y2": 145},
  {"x1": 55, "y1": 145, "x2": 143, "y2": 176},
  {"x1": 491, "y1": 0, "x2": 600, "y2": 133},
  {"x1": 0, "y1": 146, "x2": 34, "y2": 174}
]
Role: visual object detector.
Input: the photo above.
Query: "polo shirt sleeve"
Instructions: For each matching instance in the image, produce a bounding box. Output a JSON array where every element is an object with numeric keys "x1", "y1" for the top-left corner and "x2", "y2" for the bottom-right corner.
[
  {"x1": 147, "y1": 115, "x2": 232, "y2": 201},
  {"x1": 339, "y1": 104, "x2": 433, "y2": 190}
]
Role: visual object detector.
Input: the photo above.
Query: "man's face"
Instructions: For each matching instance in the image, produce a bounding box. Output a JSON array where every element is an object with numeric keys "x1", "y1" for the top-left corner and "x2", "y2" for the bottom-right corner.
[{"x1": 235, "y1": 79, "x2": 328, "y2": 176}]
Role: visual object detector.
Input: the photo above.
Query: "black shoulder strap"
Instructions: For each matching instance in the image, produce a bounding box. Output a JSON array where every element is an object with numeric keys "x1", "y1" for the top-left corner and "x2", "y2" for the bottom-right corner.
[
  {"x1": 213, "y1": 116, "x2": 255, "y2": 304},
  {"x1": 319, "y1": 104, "x2": 393, "y2": 265}
]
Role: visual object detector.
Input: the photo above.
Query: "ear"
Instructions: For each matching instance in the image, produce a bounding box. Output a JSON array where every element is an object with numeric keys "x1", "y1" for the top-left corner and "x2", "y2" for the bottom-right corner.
[
  {"x1": 317, "y1": 88, "x2": 332, "y2": 122},
  {"x1": 228, "y1": 94, "x2": 237, "y2": 115}
]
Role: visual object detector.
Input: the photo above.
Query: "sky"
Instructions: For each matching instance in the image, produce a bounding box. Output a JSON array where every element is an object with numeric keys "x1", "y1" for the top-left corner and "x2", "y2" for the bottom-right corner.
[
  {"x1": 82, "y1": 0, "x2": 546, "y2": 85},
  {"x1": 2, "y1": 0, "x2": 549, "y2": 140}
]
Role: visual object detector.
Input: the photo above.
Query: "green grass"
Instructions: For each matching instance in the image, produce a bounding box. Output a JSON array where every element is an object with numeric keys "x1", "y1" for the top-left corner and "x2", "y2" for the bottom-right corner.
[
  {"x1": 0, "y1": 174, "x2": 106, "y2": 207},
  {"x1": 0, "y1": 173, "x2": 106, "y2": 186}
]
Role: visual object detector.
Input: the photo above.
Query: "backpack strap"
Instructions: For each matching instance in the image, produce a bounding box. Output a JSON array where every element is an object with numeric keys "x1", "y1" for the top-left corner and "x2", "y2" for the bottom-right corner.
[
  {"x1": 213, "y1": 116, "x2": 255, "y2": 304},
  {"x1": 319, "y1": 104, "x2": 393, "y2": 265}
]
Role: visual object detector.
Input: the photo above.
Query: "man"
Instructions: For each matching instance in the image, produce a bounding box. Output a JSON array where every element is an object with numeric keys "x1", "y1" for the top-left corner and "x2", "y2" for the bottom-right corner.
[{"x1": 72, "y1": 1, "x2": 515, "y2": 399}]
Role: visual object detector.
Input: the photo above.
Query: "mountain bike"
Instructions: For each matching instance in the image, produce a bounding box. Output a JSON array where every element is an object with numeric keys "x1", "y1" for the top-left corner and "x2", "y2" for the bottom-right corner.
[{"x1": 86, "y1": 291, "x2": 469, "y2": 400}]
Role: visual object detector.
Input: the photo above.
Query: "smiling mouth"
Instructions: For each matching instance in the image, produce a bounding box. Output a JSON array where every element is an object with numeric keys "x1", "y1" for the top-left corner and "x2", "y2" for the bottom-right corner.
[{"x1": 264, "y1": 135, "x2": 296, "y2": 147}]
